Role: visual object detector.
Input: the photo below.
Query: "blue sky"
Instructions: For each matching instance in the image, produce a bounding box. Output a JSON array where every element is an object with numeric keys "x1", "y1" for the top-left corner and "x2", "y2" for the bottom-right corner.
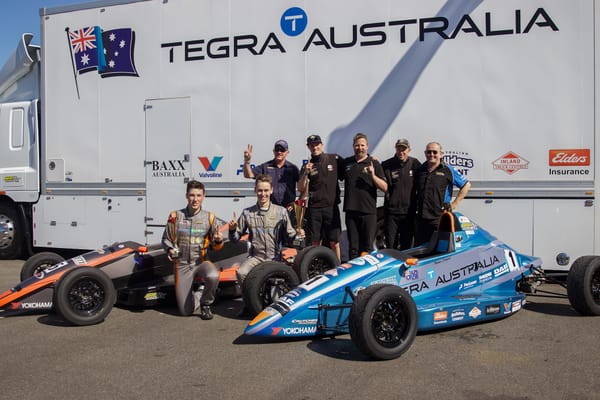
[{"x1": 0, "y1": 0, "x2": 96, "y2": 67}]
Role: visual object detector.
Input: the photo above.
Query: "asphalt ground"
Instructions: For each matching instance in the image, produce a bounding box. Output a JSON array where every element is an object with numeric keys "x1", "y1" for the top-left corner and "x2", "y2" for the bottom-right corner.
[{"x1": 0, "y1": 258, "x2": 599, "y2": 400}]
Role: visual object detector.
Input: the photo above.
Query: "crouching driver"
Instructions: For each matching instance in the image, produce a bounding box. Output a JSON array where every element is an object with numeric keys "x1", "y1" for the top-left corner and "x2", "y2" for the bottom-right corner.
[
  {"x1": 228, "y1": 174, "x2": 303, "y2": 316},
  {"x1": 162, "y1": 180, "x2": 224, "y2": 320}
]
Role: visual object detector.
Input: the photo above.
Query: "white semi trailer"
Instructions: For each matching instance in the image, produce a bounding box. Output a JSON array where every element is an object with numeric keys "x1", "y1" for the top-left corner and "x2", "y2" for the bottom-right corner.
[{"x1": 0, "y1": 0, "x2": 597, "y2": 271}]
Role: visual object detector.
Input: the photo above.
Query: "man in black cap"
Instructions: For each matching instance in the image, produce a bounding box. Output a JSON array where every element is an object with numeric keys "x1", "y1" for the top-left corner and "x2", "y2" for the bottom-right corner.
[
  {"x1": 298, "y1": 134, "x2": 343, "y2": 262},
  {"x1": 243, "y1": 139, "x2": 300, "y2": 210},
  {"x1": 381, "y1": 138, "x2": 421, "y2": 250}
]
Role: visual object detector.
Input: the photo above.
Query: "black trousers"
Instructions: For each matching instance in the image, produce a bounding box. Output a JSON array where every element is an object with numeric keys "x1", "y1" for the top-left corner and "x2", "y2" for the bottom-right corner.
[
  {"x1": 345, "y1": 210, "x2": 377, "y2": 260},
  {"x1": 384, "y1": 212, "x2": 414, "y2": 250}
]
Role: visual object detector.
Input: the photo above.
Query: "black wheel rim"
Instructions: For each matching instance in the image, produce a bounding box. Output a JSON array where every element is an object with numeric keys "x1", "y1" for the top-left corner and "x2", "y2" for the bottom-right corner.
[
  {"x1": 259, "y1": 274, "x2": 293, "y2": 308},
  {"x1": 306, "y1": 257, "x2": 330, "y2": 279},
  {"x1": 591, "y1": 269, "x2": 600, "y2": 305},
  {"x1": 67, "y1": 278, "x2": 107, "y2": 316},
  {"x1": 33, "y1": 261, "x2": 56, "y2": 277},
  {"x1": 371, "y1": 297, "x2": 410, "y2": 348}
]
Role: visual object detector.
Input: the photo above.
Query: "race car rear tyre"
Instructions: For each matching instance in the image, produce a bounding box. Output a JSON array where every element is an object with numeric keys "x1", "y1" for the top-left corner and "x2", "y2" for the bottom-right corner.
[
  {"x1": 349, "y1": 284, "x2": 418, "y2": 360},
  {"x1": 20, "y1": 252, "x2": 65, "y2": 281},
  {"x1": 54, "y1": 267, "x2": 116, "y2": 326},
  {"x1": 243, "y1": 261, "x2": 300, "y2": 317},
  {"x1": 0, "y1": 202, "x2": 23, "y2": 260},
  {"x1": 292, "y1": 245, "x2": 338, "y2": 282},
  {"x1": 567, "y1": 256, "x2": 600, "y2": 316}
]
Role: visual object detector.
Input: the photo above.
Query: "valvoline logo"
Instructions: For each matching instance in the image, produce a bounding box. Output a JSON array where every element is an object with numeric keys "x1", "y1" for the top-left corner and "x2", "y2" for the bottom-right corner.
[{"x1": 198, "y1": 156, "x2": 223, "y2": 178}]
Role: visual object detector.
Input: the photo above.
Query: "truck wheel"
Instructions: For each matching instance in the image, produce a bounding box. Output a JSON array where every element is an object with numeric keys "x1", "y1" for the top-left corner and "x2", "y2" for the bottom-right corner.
[
  {"x1": 292, "y1": 245, "x2": 338, "y2": 282},
  {"x1": 0, "y1": 203, "x2": 23, "y2": 259},
  {"x1": 349, "y1": 284, "x2": 418, "y2": 360},
  {"x1": 20, "y1": 252, "x2": 65, "y2": 281},
  {"x1": 567, "y1": 256, "x2": 600, "y2": 316},
  {"x1": 243, "y1": 261, "x2": 300, "y2": 317},
  {"x1": 54, "y1": 267, "x2": 116, "y2": 326}
]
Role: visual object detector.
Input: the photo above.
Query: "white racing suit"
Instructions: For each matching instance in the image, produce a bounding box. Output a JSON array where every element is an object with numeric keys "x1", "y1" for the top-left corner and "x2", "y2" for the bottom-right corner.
[
  {"x1": 162, "y1": 208, "x2": 223, "y2": 316},
  {"x1": 229, "y1": 203, "x2": 296, "y2": 288}
]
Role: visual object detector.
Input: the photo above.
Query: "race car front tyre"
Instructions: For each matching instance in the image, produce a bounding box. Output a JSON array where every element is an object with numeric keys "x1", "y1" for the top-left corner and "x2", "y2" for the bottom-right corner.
[
  {"x1": 20, "y1": 252, "x2": 65, "y2": 281},
  {"x1": 567, "y1": 256, "x2": 600, "y2": 316},
  {"x1": 292, "y1": 245, "x2": 338, "y2": 282},
  {"x1": 243, "y1": 261, "x2": 300, "y2": 317},
  {"x1": 349, "y1": 284, "x2": 418, "y2": 360},
  {"x1": 54, "y1": 267, "x2": 116, "y2": 326}
]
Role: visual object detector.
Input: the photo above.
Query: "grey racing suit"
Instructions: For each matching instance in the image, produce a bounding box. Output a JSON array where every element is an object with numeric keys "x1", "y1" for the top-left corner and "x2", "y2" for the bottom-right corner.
[
  {"x1": 229, "y1": 203, "x2": 296, "y2": 287},
  {"x1": 162, "y1": 207, "x2": 223, "y2": 316}
]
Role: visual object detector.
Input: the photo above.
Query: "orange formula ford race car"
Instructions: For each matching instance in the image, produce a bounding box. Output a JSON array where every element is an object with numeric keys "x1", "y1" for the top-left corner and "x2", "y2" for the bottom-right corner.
[{"x1": 0, "y1": 234, "x2": 338, "y2": 326}]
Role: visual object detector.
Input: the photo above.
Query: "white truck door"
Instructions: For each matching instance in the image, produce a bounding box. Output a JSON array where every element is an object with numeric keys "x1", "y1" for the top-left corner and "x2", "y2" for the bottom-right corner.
[{"x1": 144, "y1": 97, "x2": 191, "y2": 241}]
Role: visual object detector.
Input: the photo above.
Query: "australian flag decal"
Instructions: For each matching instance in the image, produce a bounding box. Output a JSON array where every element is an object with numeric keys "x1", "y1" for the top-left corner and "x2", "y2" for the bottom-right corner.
[{"x1": 68, "y1": 26, "x2": 138, "y2": 78}]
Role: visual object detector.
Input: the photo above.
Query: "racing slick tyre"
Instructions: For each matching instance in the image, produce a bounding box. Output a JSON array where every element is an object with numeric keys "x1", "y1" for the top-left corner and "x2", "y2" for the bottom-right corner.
[
  {"x1": 20, "y1": 252, "x2": 65, "y2": 281},
  {"x1": 243, "y1": 261, "x2": 300, "y2": 317},
  {"x1": 567, "y1": 256, "x2": 600, "y2": 316},
  {"x1": 349, "y1": 284, "x2": 418, "y2": 360},
  {"x1": 292, "y1": 245, "x2": 338, "y2": 282},
  {"x1": 0, "y1": 202, "x2": 23, "y2": 260},
  {"x1": 54, "y1": 267, "x2": 116, "y2": 326}
]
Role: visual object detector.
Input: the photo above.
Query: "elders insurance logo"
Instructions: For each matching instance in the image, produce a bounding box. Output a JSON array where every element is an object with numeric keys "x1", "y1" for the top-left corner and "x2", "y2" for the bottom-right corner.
[
  {"x1": 492, "y1": 151, "x2": 529, "y2": 175},
  {"x1": 548, "y1": 149, "x2": 590, "y2": 166}
]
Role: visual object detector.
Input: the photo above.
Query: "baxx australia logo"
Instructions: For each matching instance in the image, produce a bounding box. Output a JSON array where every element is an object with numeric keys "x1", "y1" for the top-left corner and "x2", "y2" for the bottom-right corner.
[
  {"x1": 149, "y1": 159, "x2": 186, "y2": 178},
  {"x1": 548, "y1": 149, "x2": 591, "y2": 177},
  {"x1": 198, "y1": 156, "x2": 223, "y2": 178},
  {"x1": 492, "y1": 151, "x2": 529, "y2": 175}
]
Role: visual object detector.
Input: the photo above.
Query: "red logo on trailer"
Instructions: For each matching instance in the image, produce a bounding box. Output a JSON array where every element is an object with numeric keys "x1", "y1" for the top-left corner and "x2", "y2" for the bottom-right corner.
[{"x1": 548, "y1": 149, "x2": 590, "y2": 166}]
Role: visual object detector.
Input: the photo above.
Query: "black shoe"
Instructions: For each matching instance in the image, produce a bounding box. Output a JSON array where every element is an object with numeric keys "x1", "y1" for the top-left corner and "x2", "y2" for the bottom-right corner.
[
  {"x1": 200, "y1": 305, "x2": 213, "y2": 320},
  {"x1": 236, "y1": 306, "x2": 251, "y2": 318}
]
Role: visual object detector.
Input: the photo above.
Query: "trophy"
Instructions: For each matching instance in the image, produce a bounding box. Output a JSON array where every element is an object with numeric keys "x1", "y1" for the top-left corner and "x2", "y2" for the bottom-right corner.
[{"x1": 293, "y1": 198, "x2": 307, "y2": 247}]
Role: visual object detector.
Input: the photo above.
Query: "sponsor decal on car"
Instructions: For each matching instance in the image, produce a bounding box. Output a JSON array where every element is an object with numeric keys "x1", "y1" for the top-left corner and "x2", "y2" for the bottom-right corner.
[
  {"x1": 73, "y1": 256, "x2": 87, "y2": 266},
  {"x1": 372, "y1": 276, "x2": 398, "y2": 286},
  {"x1": 512, "y1": 300, "x2": 522, "y2": 312},
  {"x1": 403, "y1": 270, "x2": 419, "y2": 281},
  {"x1": 486, "y1": 304, "x2": 501, "y2": 315},
  {"x1": 292, "y1": 319, "x2": 318, "y2": 325},
  {"x1": 459, "y1": 279, "x2": 478, "y2": 291},
  {"x1": 493, "y1": 264, "x2": 509, "y2": 278},
  {"x1": 451, "y1": 309, "x2": 465, "y2": 322},
  {"x1": 17, "y1": 301, "x2": 53, "y2": 309},
  {"x1": 433, "y1": 311, "x2": 448, "y2": 325},
  {"x1": 492, "y1": 151, "x2": 529, "y2": 175},
  {"x1": 478, "y1": 271, "x2": 492, "y2": 284},
  {"x1": 503, "y1": 303, "x2": 512, "y2": 315},
  {"x1": 469, "y1": 306, "x2": 482, "y2": 319}
]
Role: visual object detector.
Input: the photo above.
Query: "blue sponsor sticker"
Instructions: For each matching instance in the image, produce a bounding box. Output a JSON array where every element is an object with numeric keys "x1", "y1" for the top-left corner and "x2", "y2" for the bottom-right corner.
[{"x1": 280, "y1": 7, "x2": 308, "y2": 37}]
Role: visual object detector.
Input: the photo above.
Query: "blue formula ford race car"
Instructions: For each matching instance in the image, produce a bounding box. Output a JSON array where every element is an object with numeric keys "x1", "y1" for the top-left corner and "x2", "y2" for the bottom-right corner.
[{"x1": 244, "y1": 211, "x2": 600, "y2": 360}]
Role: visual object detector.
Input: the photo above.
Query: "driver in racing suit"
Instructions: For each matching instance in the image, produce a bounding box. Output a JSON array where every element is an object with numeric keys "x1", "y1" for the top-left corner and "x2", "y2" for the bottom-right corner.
[
  {"x1": 228, "y1": 174, "x2": 302, "y2": 315},
  {"x1": 162, "y1": 180, "x2": 224, "y2": 320}
]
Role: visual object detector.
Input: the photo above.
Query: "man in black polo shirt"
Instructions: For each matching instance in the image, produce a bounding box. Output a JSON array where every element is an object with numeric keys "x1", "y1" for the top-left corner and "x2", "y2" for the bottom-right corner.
[
  {"x1": 412, "y1": 141, "x2": 470, "y2": 245},
  {"x1": 382, "y1": 138, "x2": 421, "y2": 250},
  {"x1": 298, "y1": 134, "x2": 343, "y2": 262},
  {"x1": 242, "y1": 140, "x2": 300, "y2": 210},
  {"x1": 342, "y1": 133, "x2": 388, "y2": 260}
]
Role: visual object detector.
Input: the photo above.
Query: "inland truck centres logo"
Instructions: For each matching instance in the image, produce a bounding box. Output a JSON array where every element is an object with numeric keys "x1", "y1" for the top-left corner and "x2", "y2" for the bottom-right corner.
[
  {"x1": 492, "y1": 151, "x2": 529, "y2": 175},
  {"x1": 548, "y1": 149, "x2": 591, "y2": 176},
  {"x1": 198, "y1": 156, "x2": 223, "y2": 178}
]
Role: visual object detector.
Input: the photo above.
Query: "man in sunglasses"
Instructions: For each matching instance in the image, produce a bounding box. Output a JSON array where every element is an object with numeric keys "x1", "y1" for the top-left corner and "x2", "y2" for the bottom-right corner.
[
  {"x1": 412, "y1": 141, "x2": 470, "y2": 245},
  {"x1": 242, "y1": 140, "x2": 300, "y2": 211}
]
